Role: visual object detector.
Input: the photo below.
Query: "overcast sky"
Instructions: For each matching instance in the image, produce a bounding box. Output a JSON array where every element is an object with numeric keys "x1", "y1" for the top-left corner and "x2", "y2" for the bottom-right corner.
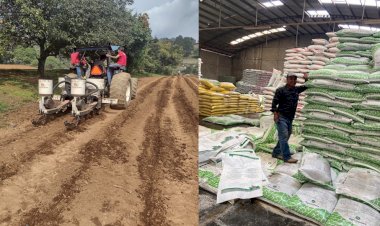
[{"x1": 128, "y1": 0, "x2": 198, "y2": 41}]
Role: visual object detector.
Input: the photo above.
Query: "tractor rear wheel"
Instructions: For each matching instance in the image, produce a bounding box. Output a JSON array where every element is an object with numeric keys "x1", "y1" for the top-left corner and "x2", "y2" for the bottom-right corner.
[
  {"x1": 110, "y1": 72, "x2": 132, "y2": 109},
  {"x1": 131, "y1": 78, "x2": 138, "y2": 100}
]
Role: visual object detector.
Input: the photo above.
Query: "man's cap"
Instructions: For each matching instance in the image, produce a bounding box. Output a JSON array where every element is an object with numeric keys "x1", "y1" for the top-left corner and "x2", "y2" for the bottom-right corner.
[{"x1": 287, "y1": 73, "x2": 297, "y2": 78}]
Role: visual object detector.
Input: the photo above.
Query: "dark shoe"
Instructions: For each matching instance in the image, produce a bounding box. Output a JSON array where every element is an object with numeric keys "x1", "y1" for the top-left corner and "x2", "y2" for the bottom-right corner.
[
  {"x1": 285, "y1": 158, "x2": 298, "y2": 164},
  {"x1": 272, "y1": 155, "x2": 283, "y2": 160}
]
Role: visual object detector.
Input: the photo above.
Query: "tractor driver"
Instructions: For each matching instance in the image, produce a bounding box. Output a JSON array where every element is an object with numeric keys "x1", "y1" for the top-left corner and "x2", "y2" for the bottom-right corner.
[
  {"x1": 70, "y1": 48, "x2": 88, "y2": 79},
  {"x1": 106, "y1": 47, "x2": 127, "y2": 84}
]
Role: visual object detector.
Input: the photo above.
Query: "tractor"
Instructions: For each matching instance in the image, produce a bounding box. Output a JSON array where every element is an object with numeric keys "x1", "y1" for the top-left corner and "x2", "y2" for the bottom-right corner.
[{"x1": 33, "y1": 45, "x2": 138, "y2": 129}]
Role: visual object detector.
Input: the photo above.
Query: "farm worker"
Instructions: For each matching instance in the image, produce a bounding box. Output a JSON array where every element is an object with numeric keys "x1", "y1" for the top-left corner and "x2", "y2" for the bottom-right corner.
[
  {"x1": 270, "y1": 73, "x2": 308, "y2": 163},
  {"x1": 106, "y1": 47, "x2": 127, "y2": 84},
  {"x1": 70, "y1": 48, "x2": 82, "y2": 78}
]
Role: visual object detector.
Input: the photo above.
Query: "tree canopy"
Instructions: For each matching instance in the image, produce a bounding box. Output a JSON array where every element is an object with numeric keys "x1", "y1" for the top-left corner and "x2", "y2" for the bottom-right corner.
[
  {"x1": 0, "y1": 0, "x2": 151, "y2": 76},
  {"x1": 174, "y1": 35, "x2": 196, "y2": 57}
]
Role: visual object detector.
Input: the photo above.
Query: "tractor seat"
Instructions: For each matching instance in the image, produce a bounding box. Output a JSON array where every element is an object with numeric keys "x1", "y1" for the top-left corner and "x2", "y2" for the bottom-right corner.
[{"x1": 91, "y1": 65, "x2": 105, "y2": 76}]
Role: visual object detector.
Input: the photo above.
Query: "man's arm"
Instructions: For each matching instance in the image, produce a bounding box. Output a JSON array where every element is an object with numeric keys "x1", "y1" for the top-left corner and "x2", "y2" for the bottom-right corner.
[
  {"x1": 271, "y1": 88, "x2": 280, "y2": 113},
  {"x1": 106, "y1": 54, "x2": 120, "y2": 59},
  {"x1": 297, "y1": 85, "x2": 308, "y2": 93},
  {"x1": 271, "y1": 88, "x2": 281, "y2": 122}
]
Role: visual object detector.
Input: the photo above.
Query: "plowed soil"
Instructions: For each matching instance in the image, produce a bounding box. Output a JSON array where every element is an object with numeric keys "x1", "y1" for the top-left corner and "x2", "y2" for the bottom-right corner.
[{"x1": 0, "y1": 75, "x2": 198, "y2": 226}]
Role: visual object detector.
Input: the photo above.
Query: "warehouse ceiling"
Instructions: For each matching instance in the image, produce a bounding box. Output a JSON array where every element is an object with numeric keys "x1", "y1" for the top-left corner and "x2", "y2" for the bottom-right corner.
[{"x1": 200, "y1": 0, "x2": 380, "y2": 55}]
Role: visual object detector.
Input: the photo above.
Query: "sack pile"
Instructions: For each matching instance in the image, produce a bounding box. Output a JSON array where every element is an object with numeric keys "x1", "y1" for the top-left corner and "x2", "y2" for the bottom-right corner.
[
  {"x1": 262, "y1": 152, "x2": 380, "y2": 225},
  {"x1": 282, "y1": 39, "x2": 337, "y2": 119},
  {"x1": 262, "y1": 69, "x2": 285, "y2": 112},
  {"x1": 236, "y1": 69, "x2": 273, "y2": 94},
  {"x1": 199, "y1": 79, "x2": 262, "y2": 116},
  {"x1": 302, "y1": 29, "x2": 380, "y2": 173}
]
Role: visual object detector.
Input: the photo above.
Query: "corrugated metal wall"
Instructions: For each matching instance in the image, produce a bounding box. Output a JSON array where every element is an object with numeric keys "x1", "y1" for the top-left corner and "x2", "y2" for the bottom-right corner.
[
  {"x1": 232, "y1": 35, "x2": 323, "y2": 80},
  {"x1": 200, "y1": 50, "x2": 232, "y2": 80},
  {"x1": 201, "y1": 34, "x2": 326, "y2": 81}
]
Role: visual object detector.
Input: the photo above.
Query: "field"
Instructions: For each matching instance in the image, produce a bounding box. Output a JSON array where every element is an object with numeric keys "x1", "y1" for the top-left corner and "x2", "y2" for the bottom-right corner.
[{"x1": 0, "y1": 66, "x2": 199, "y2": 225}]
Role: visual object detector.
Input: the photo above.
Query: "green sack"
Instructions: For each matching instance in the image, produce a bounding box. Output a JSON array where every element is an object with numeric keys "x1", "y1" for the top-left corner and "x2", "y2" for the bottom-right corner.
[{"x1": 337, "y1": 42, "x2": 372, "y2": 51}]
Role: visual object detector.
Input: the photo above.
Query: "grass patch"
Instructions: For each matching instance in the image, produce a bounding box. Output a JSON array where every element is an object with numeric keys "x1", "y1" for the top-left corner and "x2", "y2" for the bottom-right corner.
[
  {"x1": 0, "y1": 69, "x2": 58, "y2": 116},
  {"x1": 0, "y1": 102, "x2": 9, "y2": 112}
]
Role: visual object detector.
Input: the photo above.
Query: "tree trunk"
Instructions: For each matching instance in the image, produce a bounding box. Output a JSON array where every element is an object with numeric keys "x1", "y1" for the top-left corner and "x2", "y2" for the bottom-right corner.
[
  {"x1": 37, "y1": 41, "x2": 47, "y2": 78},
  {"x1": 37, "y1": 56, "x2": 47, "y2": 78}
]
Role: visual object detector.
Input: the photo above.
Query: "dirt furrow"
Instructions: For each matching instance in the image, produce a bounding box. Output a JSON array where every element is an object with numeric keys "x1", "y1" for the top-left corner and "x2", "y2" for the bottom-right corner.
[
  {"x1": 183, "y1": 76, "x2": 198, "y2": 93},
  {"x1": 173, "y1": 78, "x2": 198, "y2": 136},
  {"x1": 19, "y1": 137, "x2": 129, "y2": 225},
  {"x1": 136, "y1": 78, "x2": 174, "y2": 225},
  {"x1": 0, "y1": 76, "x2": 166, "y2": 182},
  {"x1": 154, "y1": 76, "x2": 198, "y2": 225},
  {"x1": 42, "y1": 76, "x2": 173, "y2": 226},
  {"x1": 0, "y1": 77, "x2": 165, "y2": 225},
  {"x1": 0, "y1": 76, "x2": 198, "y2": 226}
]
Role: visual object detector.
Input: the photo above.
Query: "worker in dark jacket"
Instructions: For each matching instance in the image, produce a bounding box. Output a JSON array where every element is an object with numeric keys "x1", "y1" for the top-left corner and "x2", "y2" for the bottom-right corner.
[{"x1": 270, "y1": 73, "x2": 308, "y2": 163}]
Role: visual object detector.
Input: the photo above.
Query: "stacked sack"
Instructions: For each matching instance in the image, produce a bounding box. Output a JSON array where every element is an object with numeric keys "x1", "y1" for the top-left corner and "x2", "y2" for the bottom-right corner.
[
  {"x1": 302, "y1": 28, "x2": 380, "y2": 173},
  {"x1": 281, "y1": 40, "x2": 337, "y2": 119},
  {"x1": 236, "y1": 69, "x2": 272, "y2": 94},
  {"x1": 262, "y1": 69, "x2": 284, "y2": 112},
  {"x1": 199, "y1": 79, "x2": 262, "y2": 116}
]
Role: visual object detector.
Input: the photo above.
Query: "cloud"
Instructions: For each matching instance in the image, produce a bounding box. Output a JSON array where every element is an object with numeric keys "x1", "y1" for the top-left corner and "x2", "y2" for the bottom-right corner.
[
  {"x1": 146, "y1": 0, "x2": 198, "y2": 40},
  {"x1": 130, "y1": 0, "x2": 169, "y2": 12}
]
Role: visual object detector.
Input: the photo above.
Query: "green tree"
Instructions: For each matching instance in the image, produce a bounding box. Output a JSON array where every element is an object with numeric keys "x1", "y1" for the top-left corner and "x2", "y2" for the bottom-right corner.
[
  {"x1": 174, "y1": 35, "x2": 196, "y2": 57},
  {"x1": 144, "y1": 39, "x2": 183, "y2": 75},
  {"x1": 1, "y1": 0, "x2": 151, "y2": 77},
  {"x1": 12, "y1": 46, "x2": 38, "y2": 65}
]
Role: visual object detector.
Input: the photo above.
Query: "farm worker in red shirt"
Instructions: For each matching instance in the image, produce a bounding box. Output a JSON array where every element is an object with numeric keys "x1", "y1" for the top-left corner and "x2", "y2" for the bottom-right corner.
[
  {"x1": 106, "y1": 47, "x2": 127, "y2": 84},
  {"x1": 70, "y1": 48, "x2": 83, "y2": 78}
]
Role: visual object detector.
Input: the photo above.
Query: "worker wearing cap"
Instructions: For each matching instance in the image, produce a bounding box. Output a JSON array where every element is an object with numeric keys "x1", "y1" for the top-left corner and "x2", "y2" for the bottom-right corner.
[
  {"x1": 270, "y1": 73, "x2": 308, "y2": 163},
  {"x1": 106, "y1": 47, "x2": 127, "y2": 84}
]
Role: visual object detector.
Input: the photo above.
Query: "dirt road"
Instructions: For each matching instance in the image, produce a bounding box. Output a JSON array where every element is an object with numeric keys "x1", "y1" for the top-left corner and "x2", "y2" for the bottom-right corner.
[
  {"x1": 0, "y1": 64, "x2": 36, "y2": 70},
  {"x1": 0, "y1": 75, "x2": 199, "y2": 226}
]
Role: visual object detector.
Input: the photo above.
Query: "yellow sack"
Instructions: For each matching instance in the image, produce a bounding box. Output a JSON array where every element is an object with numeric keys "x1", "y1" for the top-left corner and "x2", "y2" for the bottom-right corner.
[
  {"x1": 220, "y1": 91, "x2": 233, "y2": 95},
  {"x1": 199, "y1": 84, "x2": 208, "y2": 89},
  {"x1": 220, "y1": 82, "x2": 236, "y2": 91},
  {"x1": 210, "y1": 86, "x2": 226, "y2": 92},
  {"x1": 200, "y1": 79, "x2": 216, "y2": 89}
]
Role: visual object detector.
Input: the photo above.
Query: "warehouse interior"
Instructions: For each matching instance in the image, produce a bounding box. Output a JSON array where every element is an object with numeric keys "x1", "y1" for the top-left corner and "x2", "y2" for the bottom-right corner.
[
  {"x1": 200, "y1": 0, "x2": 380, "y2": 81},
  {"x1": 198, "y1": 1, "x2": 380, "y2": 225}
]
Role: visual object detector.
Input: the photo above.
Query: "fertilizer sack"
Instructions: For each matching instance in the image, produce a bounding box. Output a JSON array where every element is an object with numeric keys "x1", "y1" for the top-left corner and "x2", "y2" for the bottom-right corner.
[
  {"x1": 199, "y1": 163, "x2": 222, "y2": 194},
  {"x1": 203, "y1": 114, "x2": 260, "y2": 126},
  {"x1": 336, "y1": 29, "x2": 375, "y2": 38},
  {"x1": 216, "y1": 153, "x2": 263, "y2": 204},
  {"x1": 199, "y1": 131, "x2": 251, "y2": 164},
  {"x1": 261, "y1": 173, "x2": 302, "y2": 208},
  {"x1": 305, "y1": 79, "x2": 356, "y2": 91},
  {"x1": 335, "y1": 167, "x2": 380, "y2": 211},
  {"x1": 325, "y1": 197, "x2": 380, "y2": 226},
  {"x1": 337, "y1": 42, "x2": 372, "y2": 51},
  {"x1": 298, "y1": 153, "x2": 333, "y2": 187},
  {"x1": 372, "y1": 43, "x2": 380, "y2": 70},
  {"x1": 288, "y1": 183, "x2": 338, "y2": 224}
]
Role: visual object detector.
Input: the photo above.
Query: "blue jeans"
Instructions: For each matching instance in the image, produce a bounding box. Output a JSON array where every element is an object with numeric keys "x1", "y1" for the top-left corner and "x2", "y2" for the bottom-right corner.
[
  {"x1": 107, "y1": 63, "x2": 123, "y2": 84},
  {"x1": 272, "y1": 116, "x2": 292, "y2": 161},
  {"x1": 75, "y1": 66, "x2": 82, "y2": 78}
]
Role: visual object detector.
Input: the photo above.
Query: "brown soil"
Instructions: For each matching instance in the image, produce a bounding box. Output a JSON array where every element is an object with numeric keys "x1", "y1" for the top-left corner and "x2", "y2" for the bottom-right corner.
[
  {"x1": 0, "y1": 75, "x2": 199, "y2": 226},
  {"x1": 0, "y1": 64, "x2": 36, "y2": 70}
]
